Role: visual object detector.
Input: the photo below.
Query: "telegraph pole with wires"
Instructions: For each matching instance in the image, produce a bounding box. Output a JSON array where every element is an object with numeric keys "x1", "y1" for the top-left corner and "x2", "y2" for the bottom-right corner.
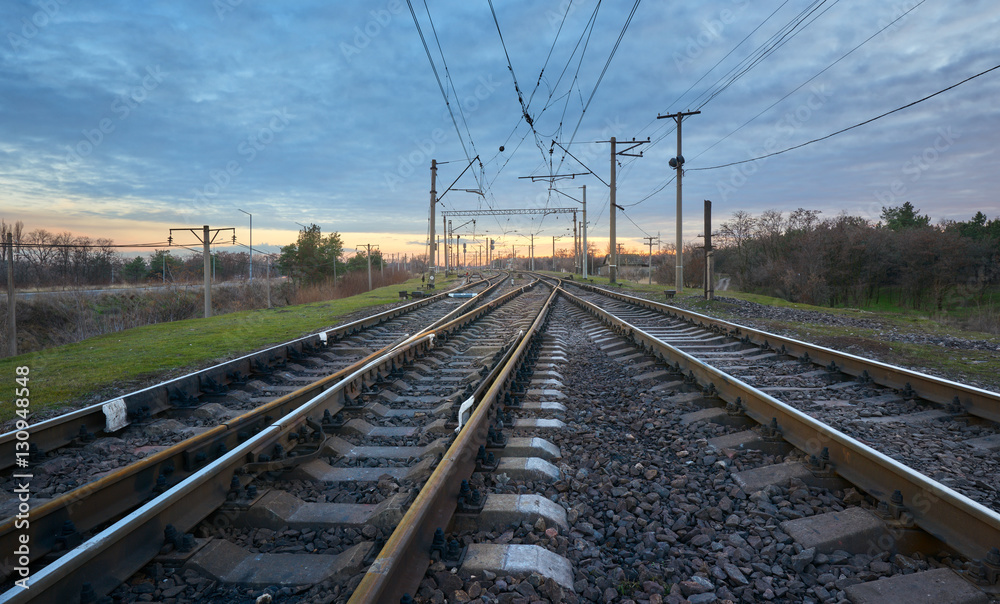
[
  {"x1": 356, "y1": 243, "x2": 379, "y2": 291},
  {"x1": 643, "y1": 234, "x2": 659, "y2": 285},
  {"x1": 168, "y1": 225, "x2": 235, "y2": 318},
  {"x1": 428, "y1": 159, "x2": 437, "y2": 287},
  {"x1": 599, "y1": 137, "x2": 650, "y2": 283},
  {"x1": 657, "y1": 110, "x2": 700, "y2": 293}
]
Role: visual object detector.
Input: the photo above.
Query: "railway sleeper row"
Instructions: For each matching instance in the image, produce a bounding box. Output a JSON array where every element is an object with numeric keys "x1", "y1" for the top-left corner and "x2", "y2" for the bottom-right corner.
[
  {"x1": 398, "y1": 296, "x2": 994, "y2": 604},
  {"x1": 0, "y1": 277, "x2": 548, "y2": 602}
]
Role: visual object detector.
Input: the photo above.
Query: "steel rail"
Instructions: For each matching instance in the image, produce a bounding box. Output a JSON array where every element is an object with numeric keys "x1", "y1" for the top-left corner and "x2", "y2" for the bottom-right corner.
[
  {"x1": 0, "y1": 329, "x2": 438, "y2": 603},
  {"x1": 348, "y1": 284, "x2": 558, "y2": 603},
  {"x1": 0, "y1": 276, "x2": 510, "y2": 581},
  {"x1": 569, "y1": 282, "x2": 1000, "y2": 424},
  {"x1": 0, "y1": 276, "x2": 492, "y2": 473},
  {"x1": 559, "y1": 285, "x2": 1000, "y2": 567}
]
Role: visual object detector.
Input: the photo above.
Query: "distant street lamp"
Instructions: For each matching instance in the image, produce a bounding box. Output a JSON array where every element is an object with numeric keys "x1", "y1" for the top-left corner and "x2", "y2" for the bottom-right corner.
[{"x1": 238, "y1": 208, "x2": 252, "y2": 280}]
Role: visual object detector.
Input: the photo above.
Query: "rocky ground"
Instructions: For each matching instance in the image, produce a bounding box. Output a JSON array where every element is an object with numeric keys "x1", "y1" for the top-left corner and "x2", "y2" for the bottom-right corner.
[{"x1": 410, "y1": 300, "x2": 977, "y2": 604}]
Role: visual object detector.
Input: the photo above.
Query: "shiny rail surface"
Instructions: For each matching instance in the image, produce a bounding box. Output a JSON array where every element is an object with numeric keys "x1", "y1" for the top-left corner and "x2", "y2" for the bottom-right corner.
[
  {"x1": 568, "y1": 281, "x2": 1000, "y2": 424},
  {"x1": 0, "y1": 276, "x2": 539, "y2": 603},
  {"x1": 0, "y1": 277, "x2": 492, "y2": 474},
  {"x1": 556, "y1": 281, "x2": 1000, "y2": 571},
  {"x1": 348, "y1": 282, "x2": 558, "y2": 603}
]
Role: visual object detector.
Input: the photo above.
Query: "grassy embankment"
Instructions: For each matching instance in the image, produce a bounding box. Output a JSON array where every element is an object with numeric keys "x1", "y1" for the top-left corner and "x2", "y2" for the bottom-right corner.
[
  {"x1": 543, "y1": 271, "x2": 1000, "y2": 390},
  {"x1": 0, "y1": 276, "x2": 455, "y2": 422}
]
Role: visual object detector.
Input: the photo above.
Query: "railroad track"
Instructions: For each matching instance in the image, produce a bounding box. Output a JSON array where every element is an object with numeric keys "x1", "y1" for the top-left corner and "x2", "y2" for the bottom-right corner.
[
  {"x1": 0, "y1": 274, "x2": 554, "y2": 602},
  {"x1": 551, "y1": 279, "x2": 1000, "y2": 601},
  {"x1": 0, "y1": 274, "x2": 508, "y2": 589},
  {"x1": 4, "y1": 274, "x2": 999, "y2": 602}
]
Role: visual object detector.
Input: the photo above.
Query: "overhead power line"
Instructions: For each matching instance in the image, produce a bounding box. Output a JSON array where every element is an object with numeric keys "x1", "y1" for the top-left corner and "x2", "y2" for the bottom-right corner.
[
  {"x1": 691, "y1": 0, "x2": 929, "y2": 162},
  {"x1": 689, "y1": 62, "x2": 1000, "y2": 171}
]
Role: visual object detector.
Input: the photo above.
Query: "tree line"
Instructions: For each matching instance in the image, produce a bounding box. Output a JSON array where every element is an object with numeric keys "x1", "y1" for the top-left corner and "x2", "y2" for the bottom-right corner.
[
  {"x1": 712, "y1": 203, "x2": 1000, "y2": 310},
  {"x1": 0, "y1": 220, "x2": 268, "y2": 288}
]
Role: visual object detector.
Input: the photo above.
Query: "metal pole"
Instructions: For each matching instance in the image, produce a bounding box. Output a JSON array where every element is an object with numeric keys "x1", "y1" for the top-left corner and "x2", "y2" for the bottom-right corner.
[
  {"x1": 705, "y1": 199, "x2": 714, "y2": 300},
  {"x1": 573, "y1": 212, "x2": 580, "y2": 273},
  {"x1": 530, "y1": 234, "x2": 534, "y2": 271},
  {"x1": 648, "y1": 237, "x2": 654, "y2": 285},
  {"x1": 609, "y1": 138, "x2": 617, "y2": 284},
  {"x1": 6, "y1": 233, "x2": 15, "y2": 357},
  {"x1": 429, "y1": 159, "x2": 436, "y2": 285},
  {"x1": 266, "y1": 255, "x2": 271, "y2": 308},
  {"x1": 443, "y1": 216, "x2": 449, "y2": 274},
  {"x1": 367, "y1": 246, "x2": 373, "y2": 291},
  {"x1": 203, "y1": 225, "x2": 212, "y2": 318},
  {"x1": 582, "y1": 185, "x2": 588, "y2": 279},
  {"x1": 552, "y1": 236, "x2": 556, "y2": 271},
  {"x1": 675, "y1": 123, "x2": 683, "y2": 293}
]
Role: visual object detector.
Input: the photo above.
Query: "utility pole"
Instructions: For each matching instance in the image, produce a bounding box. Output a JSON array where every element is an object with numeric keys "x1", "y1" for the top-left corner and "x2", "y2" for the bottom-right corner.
[
  {"x1": 238, "y1": 208, "x2": 252, "y2": 280},
  {"x1": 643, "y1": 235, "x2": 659, "y2": 285},
  {"x1": 657, "y1": 110, "x2": 700, "y2": 293},
  {"x1": 266, "y1": 255, "x2": 272, "y2": 308},
  {"x1": 609, "y1": 137, "x2": 617, "y2": 283},
  {"x1": 572, "y1": 213, "x2": 578, "y2": 273},
  {"x1": 428, "y1": 159, "x2": 437, "y2": 287},
  {"x1": 581, "y1": 185, "x2": 588, "y2": 278},
  {"x1": 6, "y1": 233, "x2": 15, "y2": 357},
  {"x1": 602, "y1": 138, "x2": 650, "y2": 283},
  {"x1": 443, "y1": 216, "x2": 449, "y2": 275},
  {"x1": 169, "y1": 225, "x2": 235, "y2": 318},
  {"x1": 552, "y1": 236, "x2": 558, "y2": 271},
  {"x1": 357, "y1": 243, "x2": 378, "y2": 291},
  {"x1": 704, "y1": 199, "x2": 714, "y2": 300},
  {"x1": 529, "y1": 233, "x2": 534, "y2": 271}
]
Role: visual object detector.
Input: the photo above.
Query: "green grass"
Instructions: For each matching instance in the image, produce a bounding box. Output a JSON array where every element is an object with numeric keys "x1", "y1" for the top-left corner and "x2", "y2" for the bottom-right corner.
[{"x1": 0, "y1": 276, "x2": 457, "y2": 422}]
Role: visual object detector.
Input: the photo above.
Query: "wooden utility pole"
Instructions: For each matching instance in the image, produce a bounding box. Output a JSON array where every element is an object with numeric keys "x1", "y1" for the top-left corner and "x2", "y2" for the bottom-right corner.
[
  {"x1": 6, "y1": 233, "x2": 15, "y2": 357},
  {"x1": 169, "y1": 225, "x2": 235, "y2": 318},
  {"x1": 657, "y1": 110, "x2": 700, "y2": 293}
]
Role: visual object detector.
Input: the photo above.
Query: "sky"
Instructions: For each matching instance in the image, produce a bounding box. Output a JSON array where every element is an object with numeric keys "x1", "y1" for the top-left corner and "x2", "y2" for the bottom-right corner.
[{"x1": 2, "y1": 0, "x2": 999, "y2": 261}]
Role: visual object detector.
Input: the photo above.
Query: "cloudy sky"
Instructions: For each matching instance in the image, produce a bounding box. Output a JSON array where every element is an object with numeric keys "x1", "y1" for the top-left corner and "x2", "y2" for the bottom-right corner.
[{"x1": 2, "y1": 0, "x2": 998, "y2": 259}]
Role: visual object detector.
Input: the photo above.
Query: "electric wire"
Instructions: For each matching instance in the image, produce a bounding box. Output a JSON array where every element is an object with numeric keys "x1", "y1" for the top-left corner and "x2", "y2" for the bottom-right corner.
[
  {"x1": 689, "y1": 62, "x2": 1000, "y2": 171},
  {"x1": 690, "y1": 0, "x2": 929, "y2": 162}
]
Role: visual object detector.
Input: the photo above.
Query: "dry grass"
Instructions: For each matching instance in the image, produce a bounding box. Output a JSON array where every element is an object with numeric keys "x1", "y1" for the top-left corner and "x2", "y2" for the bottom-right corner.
[{"x1": 0, "y1": 271, "x2": 411, "y2": 359}]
